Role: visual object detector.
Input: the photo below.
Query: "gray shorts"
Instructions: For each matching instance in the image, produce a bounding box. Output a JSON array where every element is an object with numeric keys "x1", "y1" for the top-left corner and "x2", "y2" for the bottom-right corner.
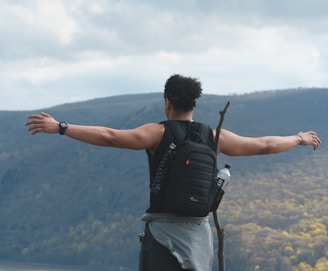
[{"x1": 139, "y1": 223, "x2": 192, "y2": 271}]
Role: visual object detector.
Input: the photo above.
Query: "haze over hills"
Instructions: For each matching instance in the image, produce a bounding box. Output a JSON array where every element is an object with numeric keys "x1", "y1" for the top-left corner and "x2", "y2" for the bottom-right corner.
[{"x1": 0, "y1": 88, "x2": 327, "y2": 271}]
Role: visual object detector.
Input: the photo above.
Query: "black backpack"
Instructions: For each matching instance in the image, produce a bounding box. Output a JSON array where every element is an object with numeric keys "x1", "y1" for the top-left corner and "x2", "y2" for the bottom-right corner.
[
  {"x1": 151, "y1": 121, "x2": 219, "y2": 217},
  {"x1": 150, "y1": 102, "x2": 230, "y2": 217}
]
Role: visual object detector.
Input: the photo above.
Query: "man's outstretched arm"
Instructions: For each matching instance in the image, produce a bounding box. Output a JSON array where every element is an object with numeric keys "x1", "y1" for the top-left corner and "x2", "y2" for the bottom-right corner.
[
  {"x1": 218, "y1": 129, "x2": 321, "y2": 156},
  {"x1": 25, "y1": 112, "x2": 164, "y2": 150}
]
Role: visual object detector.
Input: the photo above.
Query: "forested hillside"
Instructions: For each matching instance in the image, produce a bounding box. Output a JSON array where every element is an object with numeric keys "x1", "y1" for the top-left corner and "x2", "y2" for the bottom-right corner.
[{"x1": 0, "y1": 89, "x2": 327, "y2": 271}]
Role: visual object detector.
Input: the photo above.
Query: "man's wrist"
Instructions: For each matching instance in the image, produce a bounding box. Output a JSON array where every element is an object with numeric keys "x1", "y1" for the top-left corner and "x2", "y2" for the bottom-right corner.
[{"x1": 297, "y1": 132, "x2": 304, "y2": 145}]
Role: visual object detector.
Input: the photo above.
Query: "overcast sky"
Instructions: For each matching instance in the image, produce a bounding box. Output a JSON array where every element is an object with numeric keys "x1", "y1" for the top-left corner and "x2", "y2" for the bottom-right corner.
[{"x1": 1, "y1": 0, "x2": 327, "y2": 110}]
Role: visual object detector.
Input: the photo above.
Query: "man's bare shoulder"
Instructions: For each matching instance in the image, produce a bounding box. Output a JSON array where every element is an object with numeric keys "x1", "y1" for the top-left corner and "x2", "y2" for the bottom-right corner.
[{"x1": 140, "y1": 122, "x2": 165, "y2": 154}]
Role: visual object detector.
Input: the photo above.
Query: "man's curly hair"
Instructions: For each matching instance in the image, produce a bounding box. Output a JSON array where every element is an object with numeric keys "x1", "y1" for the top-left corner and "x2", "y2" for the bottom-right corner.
[{"x1": 164, "y1": 74, "x2": 202, "y2": 112}]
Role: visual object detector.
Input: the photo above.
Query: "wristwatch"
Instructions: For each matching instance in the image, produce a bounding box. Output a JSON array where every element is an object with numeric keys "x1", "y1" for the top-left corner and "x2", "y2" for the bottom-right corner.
[{"x1": 58, "y1": 121, "x2": 69, "y2": 135}]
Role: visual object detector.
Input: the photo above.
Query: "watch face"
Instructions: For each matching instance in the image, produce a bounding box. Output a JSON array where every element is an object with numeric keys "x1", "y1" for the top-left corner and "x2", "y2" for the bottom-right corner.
[
  {"x1": 60, "y1": 122, "x2": 67, "y2": 128},
  {"x1": 59, "y1": 121, "x2": 68, "y2": 135}
]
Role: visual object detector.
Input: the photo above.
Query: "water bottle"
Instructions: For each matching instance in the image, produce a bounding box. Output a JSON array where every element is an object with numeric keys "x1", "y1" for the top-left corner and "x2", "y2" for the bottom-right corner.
[
  {"x1": 216, "y1": 164, "x2": 231, "y2": 192},
  {"x1": 213, "y1": 164, "x2": 231, "y2": 209}
]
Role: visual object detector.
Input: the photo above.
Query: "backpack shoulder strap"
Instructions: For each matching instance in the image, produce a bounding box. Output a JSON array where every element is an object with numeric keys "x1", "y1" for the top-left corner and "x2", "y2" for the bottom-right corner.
[{"x1": 161, "y1": 121, "x2": 184, "y2": 144}]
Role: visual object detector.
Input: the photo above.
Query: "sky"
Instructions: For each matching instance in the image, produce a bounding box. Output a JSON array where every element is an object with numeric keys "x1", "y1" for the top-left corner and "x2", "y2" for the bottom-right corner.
[{"x1": 1, "y1": 0, "x2": 328, "y2": 111}]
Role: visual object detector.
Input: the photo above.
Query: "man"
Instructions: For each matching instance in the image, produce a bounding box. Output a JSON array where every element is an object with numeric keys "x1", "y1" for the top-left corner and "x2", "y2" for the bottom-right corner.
[{"x1": 25, "y1": 74, "x2": 321, "y2": 271}]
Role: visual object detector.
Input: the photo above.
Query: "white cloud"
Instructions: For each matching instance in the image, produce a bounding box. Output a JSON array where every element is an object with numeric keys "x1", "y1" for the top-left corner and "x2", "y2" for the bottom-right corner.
[
  {"x1": 35, "y1": 0, "x2": 81, "y2": 46},
  {"x1": 0, "y1": 0, "x2": 328, "y2": 110}
]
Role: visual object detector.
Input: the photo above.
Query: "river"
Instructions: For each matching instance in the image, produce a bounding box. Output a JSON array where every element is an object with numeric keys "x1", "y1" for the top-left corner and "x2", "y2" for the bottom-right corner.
[{"x1": 0, "y1": 262, "x2": 85, "y2": 271}]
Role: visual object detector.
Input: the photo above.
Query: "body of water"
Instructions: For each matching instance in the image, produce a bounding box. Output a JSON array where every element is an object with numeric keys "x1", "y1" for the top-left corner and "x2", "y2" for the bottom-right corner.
[{"x1": 0, "y1": 262, "x2": 85, "y2": 271}]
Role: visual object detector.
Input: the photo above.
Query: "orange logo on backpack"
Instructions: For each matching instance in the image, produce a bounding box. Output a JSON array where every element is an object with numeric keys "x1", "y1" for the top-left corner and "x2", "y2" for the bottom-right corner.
[{"x1": 189, "y1": 196, "x2": 199, "y2": 202}]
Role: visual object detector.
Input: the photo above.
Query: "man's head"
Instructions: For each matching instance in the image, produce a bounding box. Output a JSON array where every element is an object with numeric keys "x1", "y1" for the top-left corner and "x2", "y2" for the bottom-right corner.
[{"x1": 164, "y1": 74, "x2": 202, "y2": 112}]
